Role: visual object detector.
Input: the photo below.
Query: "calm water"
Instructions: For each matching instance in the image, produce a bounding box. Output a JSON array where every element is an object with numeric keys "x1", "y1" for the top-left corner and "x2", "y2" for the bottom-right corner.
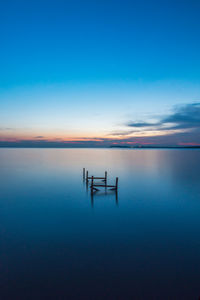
[{"x1": 0, "y1": 148, "x2": 200, "y2": 299}]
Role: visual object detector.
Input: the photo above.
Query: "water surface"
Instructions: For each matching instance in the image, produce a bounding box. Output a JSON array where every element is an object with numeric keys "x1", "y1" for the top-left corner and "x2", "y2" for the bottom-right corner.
[{"x1": 1, "y1": 148, "x2": 200, "y2": 299}]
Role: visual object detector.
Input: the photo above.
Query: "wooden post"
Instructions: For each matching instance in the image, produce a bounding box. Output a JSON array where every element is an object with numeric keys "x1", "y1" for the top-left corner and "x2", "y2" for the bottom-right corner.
[
  {"x1": 105, "y1": 171, "x2": 107, "y2": 185},
  {"x1": 83, "y1": 168, "x2": 85, "y2": 180},
  {"x1": 116, "y1": 177, "x2": 118, "y2": 190},
  {"x1": 91, "y1": 176, "x2": 94, "y2": 191},
  {"x1": 86, "y1": 178, "x2": 88, "y2": 191},
  {"x1": 86, "y1": 170, "x2": 88, "y2": 182}
]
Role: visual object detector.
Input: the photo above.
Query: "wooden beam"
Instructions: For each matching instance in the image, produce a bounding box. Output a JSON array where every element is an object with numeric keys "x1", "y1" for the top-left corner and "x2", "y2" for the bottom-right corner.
[
  {"x1": 87, "y1": 176, "x2": 105, "y2": 179},
  {"x1": 91, "y1": 176, "x2": 94, "y2": 190}
]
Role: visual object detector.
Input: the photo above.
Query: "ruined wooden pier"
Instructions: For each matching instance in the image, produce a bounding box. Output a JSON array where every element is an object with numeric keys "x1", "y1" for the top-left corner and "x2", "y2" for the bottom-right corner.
[
  {"x1": 91, "y1": 176, "x2": 118, "y2": 191},
  {"x1": 83, "y1": 168, "x2": 118, "y2": 192},
  {"x1": 86, "y1": 171, "x2": 107, "y2": 184}
]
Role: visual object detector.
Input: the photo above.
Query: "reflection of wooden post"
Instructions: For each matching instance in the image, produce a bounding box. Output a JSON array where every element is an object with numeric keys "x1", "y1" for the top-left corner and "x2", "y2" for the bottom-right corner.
[
  {"x1": 91, "y1": 176, "x2": 94, "y2": 191},
  {"x1": 86, "y1": 170, "x2": 88, "y2": 182},
  {"x1": 116, "y1": 177, "x2": 118, "y2": 190},
  {"x1": 105, "y1": 171, "x2": 107, "y2": 185},
  {"x1": 115, "y1": 190, "x2": 118, "y2": 205},
  {"x1": 91, "y1": 191, "x2": 94, "y2": 207},
  {"x1": 83, "y1": 168, "x2": 85, "y2": 180}
]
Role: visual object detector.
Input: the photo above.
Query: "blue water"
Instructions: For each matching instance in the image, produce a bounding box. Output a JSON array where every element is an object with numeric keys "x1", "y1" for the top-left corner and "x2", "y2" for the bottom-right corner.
[{"x1": 0, "y1": 148, "x2": 200, "y2": 299}]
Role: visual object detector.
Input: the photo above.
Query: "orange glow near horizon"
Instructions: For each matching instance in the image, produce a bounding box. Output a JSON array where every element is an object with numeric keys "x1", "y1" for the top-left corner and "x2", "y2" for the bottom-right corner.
[{"x1": 0, "y1": 127, "x2": 189, "y2": 143}]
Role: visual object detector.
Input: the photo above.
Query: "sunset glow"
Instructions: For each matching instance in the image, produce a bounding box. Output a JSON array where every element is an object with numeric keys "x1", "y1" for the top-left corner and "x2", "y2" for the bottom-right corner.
[{"x1": 0, "y1": 0, "x2": 200, "y2": 147}]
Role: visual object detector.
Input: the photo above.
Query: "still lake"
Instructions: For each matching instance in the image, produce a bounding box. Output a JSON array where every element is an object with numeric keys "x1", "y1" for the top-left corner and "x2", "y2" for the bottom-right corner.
[{"x1": 0, "y1": 148, "x2": 200, "y2": 299}]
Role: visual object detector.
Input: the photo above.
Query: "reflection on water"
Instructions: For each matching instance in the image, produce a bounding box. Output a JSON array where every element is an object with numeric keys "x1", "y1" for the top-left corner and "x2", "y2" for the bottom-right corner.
[
  {"x1": 1, "y1": 148, "x2": 200, "y2": 299},
  {"x1": 90, "y1": 189, "x2": 118, "y2": 208}
]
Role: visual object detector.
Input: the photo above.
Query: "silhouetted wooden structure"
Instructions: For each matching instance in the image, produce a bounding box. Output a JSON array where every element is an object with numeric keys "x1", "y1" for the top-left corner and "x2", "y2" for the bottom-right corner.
[
  {"x1": 86, "y1": 170, "x2": 107, "y2": 184},
  {"x1": 83, "y1": 168, "x2": 118, "y2": 193},
  {"x1": 91, "y1": 176, "x2": 118, "y2": 192},
  {"x1": 83, "y1": 168, "x2": 85, "y2": 180}
]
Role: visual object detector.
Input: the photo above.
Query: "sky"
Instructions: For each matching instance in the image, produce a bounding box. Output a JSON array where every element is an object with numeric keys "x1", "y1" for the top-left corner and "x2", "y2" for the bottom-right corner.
[{"x1": 0, "y1": 0, "x2": 200, "y2": 147}]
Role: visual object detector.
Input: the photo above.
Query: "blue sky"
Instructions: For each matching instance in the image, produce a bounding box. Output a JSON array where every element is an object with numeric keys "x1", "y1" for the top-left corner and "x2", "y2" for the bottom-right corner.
[{"x1": 0, "y1": 0, "x2": 200, "y2": 146}]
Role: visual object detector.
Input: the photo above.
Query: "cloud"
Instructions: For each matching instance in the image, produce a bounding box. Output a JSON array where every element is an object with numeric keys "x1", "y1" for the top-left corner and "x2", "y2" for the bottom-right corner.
[
  {"x1": 162, "y1": 103, "x2": 200, "y2": 130},
  {"x1": 107, "y1": 102, "x2": 200, "y2": 146},
  {"x1": 128, "y1": 102, "x2": 200, "y2": 132},
  {"x1": 0, "y1": 131, "x2": 200, "y2": 147},
  {"x1": 127, "y1": 121, "x2": 161, "y2": 128},
  {"x1": 1, "y1": 102, "x2": 200, "y2": 148},
  {"x1": 0, "y1": 127, "x2": 13, "y2": 131}
]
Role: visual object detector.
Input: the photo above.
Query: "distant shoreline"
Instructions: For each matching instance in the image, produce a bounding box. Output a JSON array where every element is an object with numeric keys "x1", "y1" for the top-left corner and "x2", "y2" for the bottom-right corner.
[
  {"x1": 110, "y1": 145, "x2": 200, "y2": 149},
  {"x1": 0, "y1": 146, "x2": 200, "y2": 149}
]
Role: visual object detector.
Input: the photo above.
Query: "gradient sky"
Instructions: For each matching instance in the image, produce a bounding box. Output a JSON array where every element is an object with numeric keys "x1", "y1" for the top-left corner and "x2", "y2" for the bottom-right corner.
[{"x1": 1, "y1": 0, "x2": 200, "y2": 146}]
